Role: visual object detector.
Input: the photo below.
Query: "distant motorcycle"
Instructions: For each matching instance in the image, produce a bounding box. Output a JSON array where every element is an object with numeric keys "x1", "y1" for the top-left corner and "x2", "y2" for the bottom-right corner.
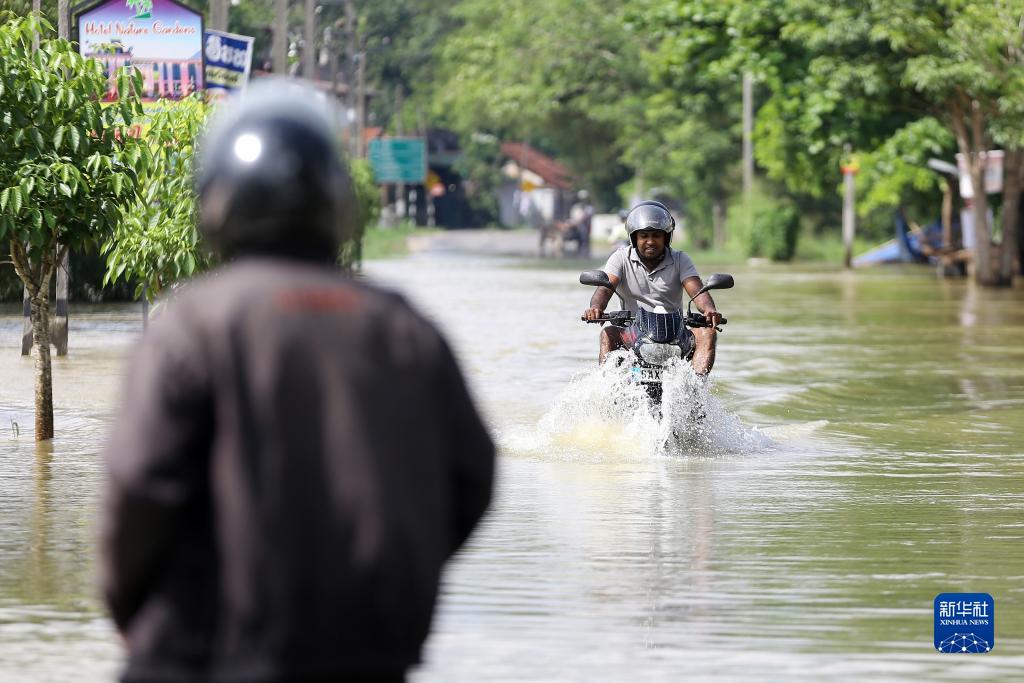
[{"x1": 579, "y1": 270, "x2": 734, "y2": 406}]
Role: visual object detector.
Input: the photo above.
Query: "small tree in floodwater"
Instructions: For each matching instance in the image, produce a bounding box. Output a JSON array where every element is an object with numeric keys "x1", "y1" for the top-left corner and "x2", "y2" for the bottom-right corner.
[
  {"x1": 103, "y1": 95, "x2": 213, "y2": 301},
  {"x1": 0, "y1": 16, "x2": 146, "y2": 440}
]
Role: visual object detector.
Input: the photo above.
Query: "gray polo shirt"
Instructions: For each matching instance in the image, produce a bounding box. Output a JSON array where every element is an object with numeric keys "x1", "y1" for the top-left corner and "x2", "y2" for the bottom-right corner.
[{"x1": 602, "y1": 246, "x2": 699, "y2": 313}]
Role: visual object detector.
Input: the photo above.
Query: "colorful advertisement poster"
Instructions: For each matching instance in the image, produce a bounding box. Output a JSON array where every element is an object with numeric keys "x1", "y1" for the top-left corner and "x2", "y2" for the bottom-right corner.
[
  {"x1": 203, "y1": 29, "x2": 254, "y2": 102},
  {"x1": 77, "y1": 0, "x2": 204, "y2": 101}
]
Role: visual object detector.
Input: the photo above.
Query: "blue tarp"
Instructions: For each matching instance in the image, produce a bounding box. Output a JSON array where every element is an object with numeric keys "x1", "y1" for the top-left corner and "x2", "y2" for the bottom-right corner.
[{"x1": 853, "y1": 213, "x2": 948, "y2": 266}]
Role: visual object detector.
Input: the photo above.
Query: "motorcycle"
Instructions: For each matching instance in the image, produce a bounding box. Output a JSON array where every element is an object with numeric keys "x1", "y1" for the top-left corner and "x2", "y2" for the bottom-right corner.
[{"x1": 579, "y1": 270, "x2": 734, "y2": 406}]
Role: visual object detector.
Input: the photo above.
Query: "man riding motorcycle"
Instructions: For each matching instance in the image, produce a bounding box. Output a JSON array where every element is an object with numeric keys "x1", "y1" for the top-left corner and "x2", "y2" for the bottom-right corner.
[{"x1": 582, "y1": 200, "x2": 722, "y2": 374}]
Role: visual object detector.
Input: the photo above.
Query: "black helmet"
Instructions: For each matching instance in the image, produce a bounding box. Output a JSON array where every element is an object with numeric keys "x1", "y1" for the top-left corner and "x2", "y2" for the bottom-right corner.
[
  {"x1": 625, "y1": 200, "x2": 675, "y2": 248},
  {"x1": 196, "y1": 78, "x2": 356, "y2": 260}
]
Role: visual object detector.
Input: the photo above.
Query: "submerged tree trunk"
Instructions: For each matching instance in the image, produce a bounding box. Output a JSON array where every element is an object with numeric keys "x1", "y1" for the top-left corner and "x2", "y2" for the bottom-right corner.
[
  {"x1": 999, "y1": 148, "x2": 1022, "y2": 283},
  {"x1": 30, "y1": 288, "x2": 54, "y2": 441},
  {"x1": 968, "y1": 161, "x2": 997, "y2": 284},
  {"x1": 950, "y1": 98, "x2": 1008, "y2": 286},
  {"x1": 10, "y1": 240, "x2": 60, "y2": 441}
]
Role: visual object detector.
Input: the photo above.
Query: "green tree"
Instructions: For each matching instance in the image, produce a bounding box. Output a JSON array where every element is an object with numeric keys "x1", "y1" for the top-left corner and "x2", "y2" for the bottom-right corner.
[
  {"x1": 434, "y1": 0, "x2": 645, "y2": 206},
  {"x1": 721, "y1": 1, "x2": 1023, "y2": 282},
  {"x1": 880, "y1": 0, "x2": 1024, "y2": 285},
  {"x1": 0, "y1": 16, "x2": 145, "y2": 440},
  {"x1": 104, "y1": 97, "x2": 377, "y2": 293},
  {"x1": 344, "y1": 157, "x2": 380, "y2": 269},
  {"x1": 103, "y1": 96, "x2": 211, "y2": 300},
  {"x1": 0, "y1": 1, "x2": 57, "y2": 25},
  {"x1": 625, "y1": 1, "x2": 749, "y2": 247}
]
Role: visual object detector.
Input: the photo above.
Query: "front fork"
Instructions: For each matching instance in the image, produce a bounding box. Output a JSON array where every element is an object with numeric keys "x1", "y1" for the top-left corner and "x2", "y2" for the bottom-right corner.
[{"x1": 631, "y1": 327, "x2": 695, "y2": 405}]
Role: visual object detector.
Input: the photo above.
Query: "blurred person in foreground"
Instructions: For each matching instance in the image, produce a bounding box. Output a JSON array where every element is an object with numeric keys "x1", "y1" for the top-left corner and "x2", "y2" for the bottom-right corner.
[{"x1": 100, "y1": 79, "x2": 494, "y2": 683}]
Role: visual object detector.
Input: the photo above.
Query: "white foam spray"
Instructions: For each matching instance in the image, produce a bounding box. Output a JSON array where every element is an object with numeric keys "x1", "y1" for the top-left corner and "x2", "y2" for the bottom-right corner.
[{"x1": 509, "y1": 351, "x2": 773, "y2": 458}]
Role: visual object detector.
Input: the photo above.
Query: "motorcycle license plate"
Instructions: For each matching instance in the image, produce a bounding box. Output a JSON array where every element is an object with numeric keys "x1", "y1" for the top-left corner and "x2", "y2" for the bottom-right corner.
[{"x1": 632, "y1": 367, "x2": 662, "y2": 383}]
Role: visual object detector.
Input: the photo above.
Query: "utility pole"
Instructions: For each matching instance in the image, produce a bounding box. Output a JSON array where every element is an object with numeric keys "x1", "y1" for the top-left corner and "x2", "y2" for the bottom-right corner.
[
  {"x1": 31, "y1": 0, "x2": 40, "y2": 50},
  {"x1": 303, "y1": 0, "x2": 316, "y2": 80},
  {"x1": 328, "y1": 24, "x2": 340, "y2": 96},
  {"x1": 344, "y1": 0, "x2": 357, "y2": 155},
  {"x1": 740, "y1": 72, "x2": 754, "y2": 252},
  {"x1": 395, "y1": 85, "x2": 405, "y2": 221},
  {"x1": 841, "y1": 145, "x2": 858, "y2": 269},
  {"x1": 273, "y1": 0, "x2": 288, "y2": 74},
  {"x1": 56, "y1": 1, "x2": 69, "y2": 355},
  {"x1": 24, "y1": 1, "x2": 70, "y2": 356},
  {"x1": 58, "y1": 0, "x2": 68, "y2": 40},
  {"x1": 742, "y1": 73, "x2": 754, "y2": 197},
  {"x1": 356, "y1": 38, "x2": 366, "y2": 158},
  {"x1": 24, "y1": 0, "x2": 42, "y2": 353},
  {"x1": 209, "y1": 0, "x2": 229, "y2": 32}
]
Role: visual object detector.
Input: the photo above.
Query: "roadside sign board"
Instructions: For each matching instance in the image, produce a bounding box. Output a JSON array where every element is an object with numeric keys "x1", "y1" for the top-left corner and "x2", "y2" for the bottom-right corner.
[
  {"x1": 76, "y1": 0, "x2": 204, "y2": 101},
  {"x1": 368, "y1": 137, "x2": 427, "y2": 184},
  {"x1": 203, "y1": 29, "x2": 254, "y2": 101}
]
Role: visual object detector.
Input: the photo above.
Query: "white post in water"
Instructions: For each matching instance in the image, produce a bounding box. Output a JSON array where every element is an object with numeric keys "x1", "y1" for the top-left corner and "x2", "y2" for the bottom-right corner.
[
  {"x1": 53, "y1": 249, "x2": 68, "y2": 356},
  {"x1": 21, "y1": 288, "x2": 32, "y2": 355},
  {"x1": 841, "y1": 150, "x2": 859, "y2": 269}
]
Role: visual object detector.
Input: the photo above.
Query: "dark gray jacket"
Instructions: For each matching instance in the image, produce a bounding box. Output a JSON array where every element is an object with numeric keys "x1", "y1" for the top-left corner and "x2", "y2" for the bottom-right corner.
[{"x1": 101, "y1": 257, "x2": 494, "y2": 682}]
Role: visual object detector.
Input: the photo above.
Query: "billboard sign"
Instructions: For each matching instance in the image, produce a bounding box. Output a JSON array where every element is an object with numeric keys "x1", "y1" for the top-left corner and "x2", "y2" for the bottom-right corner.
[
  {"x1": 203, "y1": 29, "x2": 254, "y2": 101},
  {"x1": 368, "y1": 138, "x2": 427, "y2": 184},
  {"x1": 77, "y1": 0, "x2": 204, "y2": 101}
]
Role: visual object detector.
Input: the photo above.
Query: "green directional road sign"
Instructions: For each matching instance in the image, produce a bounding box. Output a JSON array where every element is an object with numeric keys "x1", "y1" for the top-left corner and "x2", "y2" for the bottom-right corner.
[{"x1": 368, "y1": 137, "x2": 427, "y2": 184}]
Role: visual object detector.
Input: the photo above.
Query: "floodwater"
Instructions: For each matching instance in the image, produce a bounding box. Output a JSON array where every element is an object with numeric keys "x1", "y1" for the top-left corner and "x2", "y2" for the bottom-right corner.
[{"x1": 1, "y1": 252, "x2": 1023, "y2": 681}]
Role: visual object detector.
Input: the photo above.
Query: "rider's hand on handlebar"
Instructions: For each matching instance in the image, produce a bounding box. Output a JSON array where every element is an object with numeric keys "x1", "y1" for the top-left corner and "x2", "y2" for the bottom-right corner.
[
  {"x1": 583, "y1": 306, "x2": 604, "y2": 321},
  {"x1": 703, "y1": 308, "x2": 723, "y2": 328}
]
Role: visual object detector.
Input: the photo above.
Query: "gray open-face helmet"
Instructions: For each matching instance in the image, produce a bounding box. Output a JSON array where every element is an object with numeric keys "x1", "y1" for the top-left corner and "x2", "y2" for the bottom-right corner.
[
  {"x1": 196, "y1": 78, "x2": 356, "y2": 260},
  {"x1": 625, "y1": 200, "x2": 675, "y2": 247}
]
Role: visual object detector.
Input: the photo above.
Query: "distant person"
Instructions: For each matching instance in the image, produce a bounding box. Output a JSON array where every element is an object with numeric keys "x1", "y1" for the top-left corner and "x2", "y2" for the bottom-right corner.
[
  {"x1": 582, "y1": 200, "x2": 722, "y2": 373},
  {"x1": 101, "y1": 79, "x2": 495, "y2": 683},
  {"x1": 568, "y1": 190, "x2": 595, "y2": 258}
]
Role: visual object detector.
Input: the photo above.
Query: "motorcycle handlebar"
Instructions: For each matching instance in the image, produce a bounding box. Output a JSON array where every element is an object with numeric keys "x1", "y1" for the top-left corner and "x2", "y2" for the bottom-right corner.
[
  {"x1": 580, "y1": 312, "x2": 728, "y2": 327},
  {"x1": 684, "y1": 313, "x2": 728, "y2": 328},
  {"x1": 581, "y1": 315, "x2": 634, "y2": 324}
]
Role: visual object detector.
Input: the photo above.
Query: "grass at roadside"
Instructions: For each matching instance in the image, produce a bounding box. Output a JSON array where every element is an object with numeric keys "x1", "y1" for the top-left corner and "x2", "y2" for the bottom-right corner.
[
  {"x1": 361, "y1": 224, "x2": 440, "y2": 260},
  {"x1": 680, "y1": 232, "x2": 879, "y2": 267}
]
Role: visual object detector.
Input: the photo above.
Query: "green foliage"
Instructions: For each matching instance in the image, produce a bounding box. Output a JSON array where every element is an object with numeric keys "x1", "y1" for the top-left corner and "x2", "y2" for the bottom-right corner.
[
  {"x1": 358, "y1": 1, "x2": 461, "y2": 129},
  {"x1": 754, "y1": 200, "x2": 799, "y2": 262},
  {"x1": 0, "y1": 1, "x2": 57, "y2": 25},
  {"x1": 453, "y1": 132, "x2": 502, "y2": 221},
  {"x1": 856, "y1": 114, "x2": 950, "y2": 216},
  {"x1": 350, "y1": 158, "x2": 380, "y2": 230},
  {"x1": 342, "y1": 157, "x2": 380, "y2": 270},
  {"x1": 729, "y1": 188, "x2": 800, "y2": 261},
  {"x1": 0, "y1": 14, "x2": 149, "y2": 438},
  {"x1": 0, "y1": 14, "x2": 145, "y2": 269},
  {"x1": 433, "y1": 0, "x2": 643, "y2": 206},
  {"x1": 102, "y1": 96, "x2": 212, "y2": 300},
  {"x1": 623, "y1": 0, "x2": 745, "y2": 240}
]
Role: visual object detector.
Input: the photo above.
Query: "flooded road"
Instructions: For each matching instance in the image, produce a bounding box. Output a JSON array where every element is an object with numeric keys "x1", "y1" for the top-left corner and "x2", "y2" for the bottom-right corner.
[{"x1": 2, "y1": 252, "x2": 1023, "y2": 681}]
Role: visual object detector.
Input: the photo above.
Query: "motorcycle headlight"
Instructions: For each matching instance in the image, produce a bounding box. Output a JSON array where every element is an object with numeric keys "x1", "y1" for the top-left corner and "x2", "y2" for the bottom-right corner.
[{"x1": 636, "y1": 341, "x2": 682, "y2": 365}]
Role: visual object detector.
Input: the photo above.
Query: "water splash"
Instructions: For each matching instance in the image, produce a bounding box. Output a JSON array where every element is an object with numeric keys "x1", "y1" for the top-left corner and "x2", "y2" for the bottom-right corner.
[{"x1": 508, "y1": 352, "x2": 773, "y2": 458}]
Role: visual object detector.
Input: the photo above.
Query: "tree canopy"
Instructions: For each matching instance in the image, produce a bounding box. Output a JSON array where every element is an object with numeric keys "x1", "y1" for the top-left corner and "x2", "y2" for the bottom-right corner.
[{"x1": 0, "y1": 15, "x2": 147, "y2": 438}]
